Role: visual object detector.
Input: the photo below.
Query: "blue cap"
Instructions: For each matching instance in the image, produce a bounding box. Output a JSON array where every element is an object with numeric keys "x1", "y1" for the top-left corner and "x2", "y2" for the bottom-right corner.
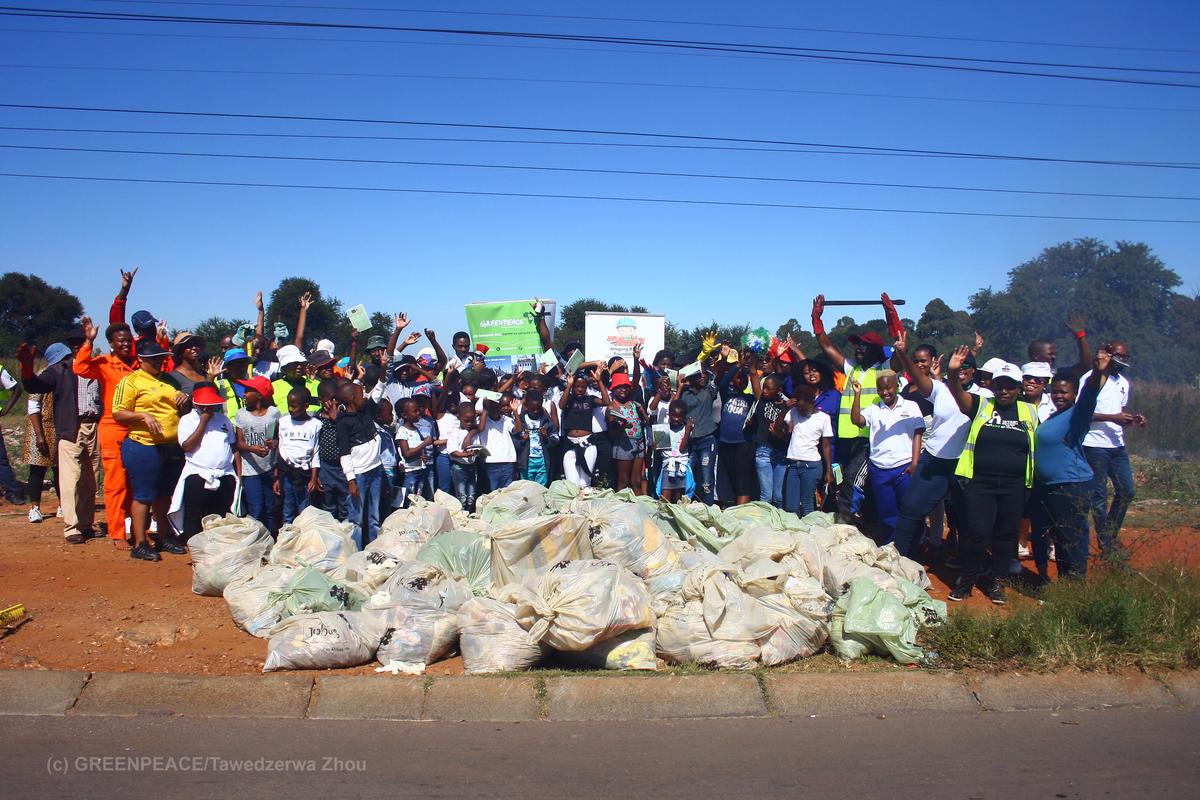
[
  {"x1": 43, "y1": 342, "x2": 71, "y2": 367},
  {"x1": 131, "y1": 310, "x2": 158, "y2": 332},
  {"x1": 222, "y1": 347, "x2": 250, "y2": 366}
]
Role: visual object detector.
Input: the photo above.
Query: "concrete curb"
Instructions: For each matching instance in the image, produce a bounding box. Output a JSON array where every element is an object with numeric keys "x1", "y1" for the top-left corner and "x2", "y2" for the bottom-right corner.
[{"x1": 1, "y1": 668, "x2": 1198, "y2": 721}]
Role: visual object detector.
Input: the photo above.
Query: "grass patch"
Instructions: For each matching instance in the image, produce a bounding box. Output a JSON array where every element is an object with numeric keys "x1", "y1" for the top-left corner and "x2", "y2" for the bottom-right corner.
[
  {"x1": 1131, "y1": 456, "x2": 1200, "y2": 504},
  {"x1": 922, "y1": 565, "x2": 1200, "y2": 671}
]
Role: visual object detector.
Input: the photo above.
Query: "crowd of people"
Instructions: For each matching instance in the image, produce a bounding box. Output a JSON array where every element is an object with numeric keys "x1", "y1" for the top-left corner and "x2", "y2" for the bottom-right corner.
[{"x1": 0, "y1": 271, "x2": 1146, "y2": 603}]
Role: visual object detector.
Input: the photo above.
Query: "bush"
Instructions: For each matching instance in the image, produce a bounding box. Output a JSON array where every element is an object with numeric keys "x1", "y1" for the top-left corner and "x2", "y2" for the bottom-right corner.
[{"x1": 923, "y1": 566, "x2": 1200, "y2": 671}]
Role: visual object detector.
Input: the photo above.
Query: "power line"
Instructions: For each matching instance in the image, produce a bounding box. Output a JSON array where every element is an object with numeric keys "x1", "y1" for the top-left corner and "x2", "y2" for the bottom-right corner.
[
  {"x1": 6, "y1": 142, "x2": 1198, "y2": 202},
  {"x1": 3, "y1": 101, "x2": 1195, "y2": 169},
  {"x1": 71, "y1": 0, "x2": 1200, "y2": 56},
  {"x1": 2, "y1": 170, "x2": 1197, "y2": 223},
  {"x1": 3, "y1": 6, "x2": 1199, "y2": 88},
  {"x1": 5, "y1": 62, "x2": 1200, "y2": 117}
]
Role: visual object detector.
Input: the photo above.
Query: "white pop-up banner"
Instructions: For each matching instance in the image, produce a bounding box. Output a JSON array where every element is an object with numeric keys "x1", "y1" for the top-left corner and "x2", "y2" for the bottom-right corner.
[{"x1": 584, "y1": 311, "x2": 666, "y2": 364}]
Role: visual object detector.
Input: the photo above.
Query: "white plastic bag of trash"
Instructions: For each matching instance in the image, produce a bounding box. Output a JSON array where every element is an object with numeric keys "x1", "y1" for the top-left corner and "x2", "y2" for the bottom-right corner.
[
  {"x1": 656, "y1": 567, "x2": 779, "y2": 670},
  {"x1": 333, "y1": 549, "x2": 405, "y2": 595},
  {"x1": 457, "y1": 595, "x2": 545, "y2": 674},
  {"x1": 187, "y1": 513, "x2": 273, "y2": 596},
  {"x1": 223, "y1": 563, "x2": 297, "y2": 638},
  {"x1": 488, "y1": 514, "x2": 592, "y2": 588},
  {"x1": 499, "y1": 560, "x2": 654, "y2": 652},
  {"x1": 262, "y1": 611, "x2": 380, "y2": 672},
  {"x1": 581, "y1": 499, "x2": 683, "y2": 589},
  {"x1": 361, "y1": 593, "x2": 462, "y2": 667},
  {"x1": 270, "y1": 506, "x2": 358, "y2": 575}
]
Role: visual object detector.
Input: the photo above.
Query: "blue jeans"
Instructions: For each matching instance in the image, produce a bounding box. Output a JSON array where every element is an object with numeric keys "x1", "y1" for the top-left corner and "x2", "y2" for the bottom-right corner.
[
  {"x1": 485, "y1": 462, "x2": 514, "y2": 493},
  {"x1": 279, "y1": 466, "x2": 310, "y2": 525},
  {"x1": 688, "y1": 434, "x2": 717, "y2": 504},
  {"x1": 346, "y1": 465, "x2": 382, "y2": 547},
  {"x1": 1083, "y1": 445, "x2": 1134, "y2": 557},
  {"x1": 434, "y1": 452, "x2": 453, "y2": 494},
  {"x1": 868, "y1": 462, "x2": 911, "y2": 546},
  {"x1": 241, "y1": 471, "x2": 276, "y2": 534},
  {"x1": 754, "y1": 444, "x2": 787, "y2": 506},
  {"x1": 451, "y1": 462, "x2": 477, "y2": 512},
  {"x1": 783, "y1": 459, "x2": 823, "y2": 516},
  {"x1": 318, "y1": 462, "x2": 349, "y2": 524},
  {"x1": 402, "y1": 467, "x2": 427, "y2": 506},
  {"x1": 892, "y1": 454, "x2": 961, "y2": 558},
  {"x1": 1036, "y1": 480, "x2": 1091, "y2": 578}
]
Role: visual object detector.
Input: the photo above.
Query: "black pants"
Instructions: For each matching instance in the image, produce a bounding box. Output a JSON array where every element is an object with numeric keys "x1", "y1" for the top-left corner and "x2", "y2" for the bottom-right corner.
[
  {"x1": 835, "y1": 437, "x2": 870, "y2": 525},
  {"x1": 718, "y1": 440, "x2": 757, "y2": 499},
  {"x1": 27, "y1": 463, "x2": 59, "y2": 505},
  {"x1": 180, "y1": 474, "x2": 237, "y2": 540},
  {"x1": 958, "y1": 474, "x2": 1027, "y2": 589}
]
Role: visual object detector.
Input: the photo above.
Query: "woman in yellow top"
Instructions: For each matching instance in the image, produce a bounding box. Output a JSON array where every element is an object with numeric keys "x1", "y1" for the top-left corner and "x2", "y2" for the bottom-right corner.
[{"x1": 112, "y1": 340, "x2": 188, "y2": 562}]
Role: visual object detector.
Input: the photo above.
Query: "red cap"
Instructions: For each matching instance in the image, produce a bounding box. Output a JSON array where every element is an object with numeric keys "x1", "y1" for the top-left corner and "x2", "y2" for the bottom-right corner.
[
  {"x1": 609, "y1": 372, "x2": 632, "y2": 389},
  {"x1": 848, "y1": 331, "x2": 886, "y2": 348},
  {"x1": 192, "y1": 385, "x2": 225, "y2": 407},
  {"x1": 236, "y1": 375, "x2": 274, "y2": 399}
]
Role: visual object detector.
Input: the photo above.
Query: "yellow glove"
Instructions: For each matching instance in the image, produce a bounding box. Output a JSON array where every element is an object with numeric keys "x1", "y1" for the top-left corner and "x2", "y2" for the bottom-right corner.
[{"x1": 697, "y1": 330, "x2": 718, "y2": 363}]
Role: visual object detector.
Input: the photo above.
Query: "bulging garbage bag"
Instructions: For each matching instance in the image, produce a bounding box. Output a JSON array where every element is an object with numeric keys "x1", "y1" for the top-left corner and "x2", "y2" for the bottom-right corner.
[
  {"x1": 380, "y1": 502, "x2": 453, "y2": 539},
  {"x1": 489, "y1": 514, "x2": 592, "y2": 588},
  {"x1": 554, "y1": 628, "x2": 657, "y2": 671},
  {"x1": 268, "y1": 563, "x2": 365, "y2": 619},
  {"x1": 416, "y1": 530, "x2": 492, "y2": 596},
  {"x1": 457, "y1": 596, "x2": 545, "y2": 674},
  {"x1": 582, "y1": 499, "x2": 683, "y2": 588},
  {"x1": 224, "y1": 563, "x2": 296, "y2": 637},
  {"x1": 270, "y1": 506, "x2": 357, "y2": 575},
  {"x1": 500, "y1": 560, "x2": 654, "y2": 652},
  {"x1": 361, "y1": 594, "x2": 460, "y2": 667},
  {"x1": 379, "y1": 561, "x2": 474, "y2": 614},
  {"x1": 332, "y1": 549, "x2": 405, "y2": 595},
  {"x1": 656, "y1": 600, "x2": 762, "y2": 670},
  {"x1": 828, "y1": 576, "x2": 942, "y2": 664},
  {"x1": 262, "y1": 611, "x2": 379, "y2": 672},
  {"x1": 188, "y1": 513, "x2": 272, "y2": 596},
  {"x1": 476, "y1": 480, "x2": 550, "y2": 524}
]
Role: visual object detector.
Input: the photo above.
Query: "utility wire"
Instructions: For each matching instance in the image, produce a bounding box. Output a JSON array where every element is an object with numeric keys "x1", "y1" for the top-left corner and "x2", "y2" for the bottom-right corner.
[
  {"x1": 4, "y1": 62, "x2": 1200, "y2": 116},
  {"x1": 80, "y1": 0, "x2": 1200, "y2": 56},
  {"x1": 2, "y1": 101, "x2": 1195, "y2": 169},
  {"x1": 6, "y1": 142, "x2": 1197, "y2": 202},
  {"x1": 2, "y1": 170, "x2": 1196, "y2": 223},
  {"x1": 3, "y1": 6, "x2": 1198, "y2": 88}
]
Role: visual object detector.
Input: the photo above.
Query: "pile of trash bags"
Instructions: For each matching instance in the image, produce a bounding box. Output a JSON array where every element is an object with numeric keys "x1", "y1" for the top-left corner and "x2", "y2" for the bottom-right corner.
[{"x1": 188, "y1": 480, "x2": 946, "y2": 674}]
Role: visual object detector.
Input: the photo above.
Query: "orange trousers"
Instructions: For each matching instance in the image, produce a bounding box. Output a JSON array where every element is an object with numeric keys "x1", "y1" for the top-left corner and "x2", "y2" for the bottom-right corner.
[{"x1": 99, "y1": 423, "x2": 129, "y2": 539}]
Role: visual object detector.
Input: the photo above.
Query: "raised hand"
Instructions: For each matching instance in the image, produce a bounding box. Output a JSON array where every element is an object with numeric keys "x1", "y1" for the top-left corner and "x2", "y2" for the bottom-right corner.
[
  {"x1": 16, "y1": 342, "x2": 37, "y2": 364},
  {"x1": 255, "y1": 290, "x2": 264, "y2": 312},
  {"x1": 948, "y1": 345, "x2": 970, "y2": 372},
  {"x1": 850, "y1": 380, "x2": 862, "y2": 394},
  {"x1": 81, "y1": 315, "x2": 98, "y2": 343},
  {"x1": 298, "y1": 291, "x2": 313, "y2": 310},
  {"x1": 206, "y1": 356, "x2": 223, "y2": 379},
  {"x1": 893, "y1": 328, "x2": 908, "y2": 354},
  {"x1": 424, "y1": 327, "x2": 436, "y2": 341},
  {"x1": 1066, "y1": 312, "x2": 1086, "y2": 335},
  {"x1": 973, "y1": 331, "x2": 984, "y2": 352},
  {"x1": 632, "y1": 342, "x2": 643, "y2": 361},
  {"x1": 811, "y1": 294, "x2": 826, "y2": 319},
  {"x1": 156, "y1": 319, "x2": 169, "y2": 341},
  {"x1": 930, "y1": 354, "x2": 944, "y2": 380},
  {"x1": 395, "y1": 312, "x2": 410, "y2": 331},
  {"x1": 120, "y1": 266, "x2": 139, "y2": 292},
  {"x1": 403, "y1": 331, "x2": 422, "y2": 347}
]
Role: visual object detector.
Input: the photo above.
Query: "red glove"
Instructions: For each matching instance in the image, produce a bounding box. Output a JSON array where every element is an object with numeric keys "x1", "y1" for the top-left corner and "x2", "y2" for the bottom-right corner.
[{"x1": 881, "y1": 293, "x2": 902, "y2": 341}]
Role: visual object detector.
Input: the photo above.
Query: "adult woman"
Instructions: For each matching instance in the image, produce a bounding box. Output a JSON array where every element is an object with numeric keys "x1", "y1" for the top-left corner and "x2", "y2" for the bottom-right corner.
[
  {"x1": 167, "y1": 332, "x2": 221, "y2": 399},
  {"x1": 1030, "y1": 351, "x2": 1111, "y2": 580},
  {"x1": 112, "y1": 340, "x2": 188, "y2": 562},
  {"x1": 946, "y1": 347, "x2": 1038, "y2": 604},
  {"x1": 174, "y1": 381, "x2": 237, "y2": 541},
  {"x1": 22, "y1": 391, "x2": 57, "y2": 523}
]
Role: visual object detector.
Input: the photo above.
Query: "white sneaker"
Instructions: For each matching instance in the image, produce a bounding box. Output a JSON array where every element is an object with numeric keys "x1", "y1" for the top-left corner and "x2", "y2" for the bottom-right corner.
[
  {"x1": 1017, "y1": 544, "x2": 1032, "y2": 560},
  {"x1": 27, "y1": 506, "x2": 44, "y2": 524},
  {"x1": 55, "y1": 506, "x2": 63, "y2": 518},
  {"x1": 1048, "y1": 545, "x2": 1056, "y2": 562}
]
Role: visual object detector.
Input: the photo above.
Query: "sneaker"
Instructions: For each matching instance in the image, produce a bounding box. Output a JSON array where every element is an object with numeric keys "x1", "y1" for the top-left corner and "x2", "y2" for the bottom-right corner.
[
  {"x1": 64, "y1": 533, "x2": 87, "y2": 545},
  {"x1": 948, "y1": 582, "x2": 972, "y2": 602},
  {"x1": 1048, "y1": 545, "x2": 1056, "y2": 562},
  {"x1": 27, "y1": 506, "x2": 43, "y2": 524},
  {"x1": 79, "y1": 528, "x2": 104, "y2": 540},
  {"x1": 130, "y1": 542, "x2": 161, "y2": 562},
  {"x1": 1017, "y1": 544, "x2": 1032, "y2": 560},
  {"x1": 985, "y1": 583, "x2": 1007, "y2": 606},
  {"x1": 55, "y1": 506, "x2": 64, "y2": 518},
  {"x1": 5, "y1": 493, "x2": 27, "y2": 505},
  {"x1": 156, "y1": 536, "x2": 187, "y2": 555}
]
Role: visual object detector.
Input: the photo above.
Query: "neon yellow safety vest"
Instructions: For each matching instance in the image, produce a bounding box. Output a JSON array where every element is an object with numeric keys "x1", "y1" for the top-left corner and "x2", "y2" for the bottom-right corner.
[
  {"x1": 837, "y1": 362, "x2": 882, "y2": 439},
  {"x1": 271, "y1": 377, "x2": 321, "y2": 413},
  {"x1": 955, "y1": 398, "x2": 1038, "y2": 488}
]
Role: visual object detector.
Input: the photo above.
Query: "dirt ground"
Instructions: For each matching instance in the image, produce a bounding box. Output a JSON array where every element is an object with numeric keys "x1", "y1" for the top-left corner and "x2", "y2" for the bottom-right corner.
[{"x1": 0, "y1": 496, "x2": 1196, "y2": 676}]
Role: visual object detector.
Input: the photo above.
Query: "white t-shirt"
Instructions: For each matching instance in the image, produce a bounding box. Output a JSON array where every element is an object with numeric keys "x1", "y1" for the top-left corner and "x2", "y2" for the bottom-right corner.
[
  {"x1": 923, "y1": 381, "x2": 971, "y2": 460},
  {"x1": 1034, "y1": 392, "x2": 1055, "y2": 423},
  {"x1": 277, "y1": 414, "x2": 321, "y2": 470},
  {"x1": 436, "y1": 412, "x2": 461, "y2": 454},
  {"x1": 480, "y1": 415, "x2": 516, "y2": 463},
  {"x1": 177, "y1": 410, "x2": 236, "y2": 473},
  {"x1": 444, "y1": 427, "x2": 473, "y2": 457},
  {"x1": 784, "y1": 409, "x2": 833, "y2": 462},
  {"x1": 1081, "y1": 370, "x2": 1129, "y2": 448},
  {"x1": 395, "y1": 425, "x2": 427, "y2": 470},
  {"x1": 860, "y1": 397, "x2": 925, "y2": 469}
]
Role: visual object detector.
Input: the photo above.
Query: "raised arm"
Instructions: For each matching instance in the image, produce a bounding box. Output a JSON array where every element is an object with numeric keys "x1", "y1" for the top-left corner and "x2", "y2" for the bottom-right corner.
[
  {"x1": 849, "y1": 381, "x2": 866, "y2": 428},
  {"x1": 945, "y1": 345, "x2": 975, "y2": 417},
  {"x1": 594, "y1": 369, "x2": 611, "y2": 406},
  {"x1": 294, "y1": 291, "x2": 312, "y2": 348},
  {"x1": 1063, "y1": 313, "x2": 1094, "y2": 379},
  {"x1": 110, "y1": 266, "x2": 137, "y2": 324},
  {"x1": 891, "y1": 329, "x2": 932, "y2": 398},
  {"x1": 811, "y1": 294, "x2": 847, "y2": 371},
  {"x1": 426, "y1": 328, "x2": 448, "y2": 372},
  {"x1": 254, "y1": 291, "x2": 265, "y2": 341},
  {"x1": 531, "y1": 300, "x2": 555, "y2": 353}
]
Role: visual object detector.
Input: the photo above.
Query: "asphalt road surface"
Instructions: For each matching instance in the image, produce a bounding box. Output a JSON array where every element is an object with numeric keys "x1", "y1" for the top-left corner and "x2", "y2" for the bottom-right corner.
[{"x1": 3, "y1": 709, "x2": 1198, "y2": 799}]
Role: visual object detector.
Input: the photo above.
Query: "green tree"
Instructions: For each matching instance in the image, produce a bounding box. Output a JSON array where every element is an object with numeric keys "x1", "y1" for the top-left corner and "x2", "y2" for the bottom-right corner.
[
  {"x1": 914, "y1": 298, "x2": 976, "y2": 355},
  {"x1": 266, "y1": 277, "x2": 351, "y2": 351},
  {"x1": 970, "y1": 239, "x2": 1189, "y2": 381},
  {"x1": 192, "y1": 316, "x2": 251, "y2": 351},
  {"x1": 0, "y1": 272, "x2": 83, "y2": 352}
]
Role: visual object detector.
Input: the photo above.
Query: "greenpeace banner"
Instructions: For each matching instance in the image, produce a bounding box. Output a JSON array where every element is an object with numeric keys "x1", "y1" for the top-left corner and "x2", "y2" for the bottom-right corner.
[
  {"x1": 465, "y1": 299, "x2": 556, "y2": 373},
  {"x1": 585, "y1": 311, "x2": 666, "y2": 364}
]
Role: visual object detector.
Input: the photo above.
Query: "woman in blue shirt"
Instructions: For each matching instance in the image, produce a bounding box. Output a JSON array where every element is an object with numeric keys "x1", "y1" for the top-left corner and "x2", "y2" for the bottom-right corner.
[{"x1": 1031, "y1": 351, "x2": 1111, "y2": 580}]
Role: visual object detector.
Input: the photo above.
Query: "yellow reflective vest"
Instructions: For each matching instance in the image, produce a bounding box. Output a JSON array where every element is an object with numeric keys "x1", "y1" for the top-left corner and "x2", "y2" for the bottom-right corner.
[
  {"x1": 955, "y1": 398, "x2": 1038, "y2": 488},
  {"x1": 837, "y1": 361, "x2": 883, "y2": 439}
]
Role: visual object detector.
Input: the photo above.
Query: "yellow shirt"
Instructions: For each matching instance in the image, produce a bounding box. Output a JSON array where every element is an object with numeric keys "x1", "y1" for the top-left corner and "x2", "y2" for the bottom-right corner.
[{"x1": 112, "y1": 369, "x2": 182, "y2": 445}]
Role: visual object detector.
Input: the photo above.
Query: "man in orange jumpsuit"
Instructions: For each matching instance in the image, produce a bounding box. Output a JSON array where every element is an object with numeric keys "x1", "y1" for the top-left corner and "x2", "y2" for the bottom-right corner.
[{"x1": 74, "y1": 315, "x2": 137, "y2": 547}]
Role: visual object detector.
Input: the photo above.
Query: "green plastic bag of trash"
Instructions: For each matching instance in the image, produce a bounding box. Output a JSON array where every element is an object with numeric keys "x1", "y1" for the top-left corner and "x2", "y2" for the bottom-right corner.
[
  {"x1": 547, "y1": 479, "x2": 581, "y2": 512},
  {"x1": 267, "y1": 563, "x2": 365, "y2": 618},
  {"x1": 829, "y1": 577, "x2": 926, "y2": 664},
  {"x1": 416, "y1": 530, "x2": 492, "y2": 596}
]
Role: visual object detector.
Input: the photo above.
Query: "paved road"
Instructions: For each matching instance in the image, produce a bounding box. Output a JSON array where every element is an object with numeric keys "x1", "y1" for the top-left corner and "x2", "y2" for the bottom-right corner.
[{"x1": 3, "y1": 709, "x2": 1198, "y2": 798}]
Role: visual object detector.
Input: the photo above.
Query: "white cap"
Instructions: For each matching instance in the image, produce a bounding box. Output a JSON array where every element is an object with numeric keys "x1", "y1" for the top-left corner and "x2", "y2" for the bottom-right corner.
[
  {"x1": 979, "y1": 357, "x2": 1007, "y2": 375},
  {"x1": 277, "y1": 344, "x2": 306, "y2": 367},
  {"x1": 1020, "y1": 361, "x2": 1054, "y2": 380},
  {"x1": 417, "y1": 346, "x2": 436, "y2": 359},
  {"x1": 991, "y1": 362, "x2": 1023, "y2": 384},
  {"x1": 316, "y1": 338, "x2": 335, "y2": 356}
]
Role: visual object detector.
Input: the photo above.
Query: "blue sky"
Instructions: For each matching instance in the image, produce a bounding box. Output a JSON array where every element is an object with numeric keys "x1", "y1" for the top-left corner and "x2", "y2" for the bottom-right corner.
[{"x1": 1, "y1": 0, "x2": 1197, "y2": 342}]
